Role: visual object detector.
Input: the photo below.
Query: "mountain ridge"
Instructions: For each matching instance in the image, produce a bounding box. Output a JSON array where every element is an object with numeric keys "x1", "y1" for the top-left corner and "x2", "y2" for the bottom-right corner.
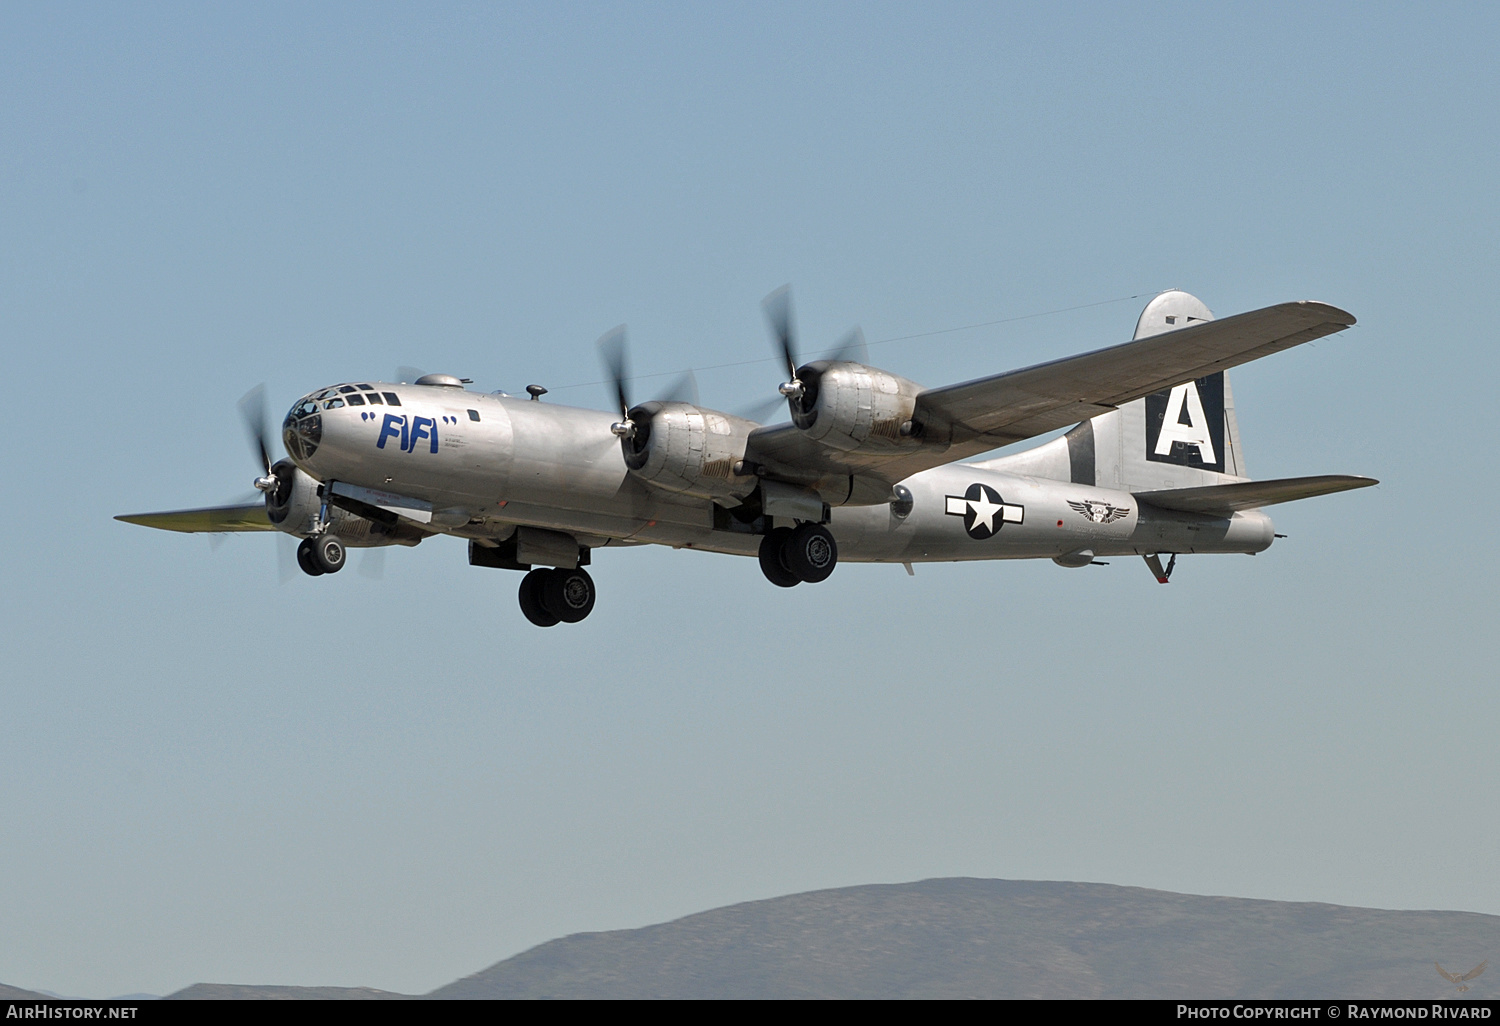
[
  {"x1": 10, "y1": 879, "x2": 1495, "y2": 1000},
  {"x1": 429, "y1": 878, "x2": 1497, "y2": 999}
]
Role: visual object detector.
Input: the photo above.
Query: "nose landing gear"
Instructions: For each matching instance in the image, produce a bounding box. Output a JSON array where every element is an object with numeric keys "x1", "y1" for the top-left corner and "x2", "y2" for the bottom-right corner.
[
  {"x1": 758, "y1": 523, "x2": 838, "y2": 587},
  {"x1": 518, "y1": 567, "x2": 596, "y2": 626},
  {"x1": 294, "y1": 482, "x2": 348, "y2": 577}
]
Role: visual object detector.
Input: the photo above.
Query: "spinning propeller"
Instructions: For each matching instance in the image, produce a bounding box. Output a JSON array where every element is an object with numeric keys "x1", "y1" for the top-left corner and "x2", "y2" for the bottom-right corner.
[
  {"x1": 596, "y1": 287, "x2": 868, "y2": 431},
  {"x1": 238, "y1": 385, "x2": 278, "y2": 492},
  {"x1": 762, "y1": 284, "x2": 803, "y2": 402},
  {"x1": 757, "y1": 285, "x2": 869, "y2": 423},
  {"x1": 231, "y1": 384, "x2": 295, "y2": 580},
  {"x1": 597, "y1": 326, "x2": 699, "y2": 439}
]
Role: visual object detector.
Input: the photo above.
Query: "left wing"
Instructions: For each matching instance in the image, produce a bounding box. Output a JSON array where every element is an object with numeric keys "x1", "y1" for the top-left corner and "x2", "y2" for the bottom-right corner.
[
  {"x1": 745, "y1": 300, "x2": 1355, "y2": 504},
  {"x1": 115, "y1": 503, "x2": 273, "y2": 533}
]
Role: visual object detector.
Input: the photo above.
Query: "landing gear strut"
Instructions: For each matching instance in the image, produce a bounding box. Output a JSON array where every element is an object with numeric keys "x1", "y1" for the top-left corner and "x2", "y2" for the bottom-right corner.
[
  {"x1": 518, "y1": 567, "x2": 596, "y2": 626},
  {"x1": 297, "y1": 535, "x2": 347, "y2": 576},
  {"x1": 758, "y1": 523, "x2": 838, "y2": 587}
]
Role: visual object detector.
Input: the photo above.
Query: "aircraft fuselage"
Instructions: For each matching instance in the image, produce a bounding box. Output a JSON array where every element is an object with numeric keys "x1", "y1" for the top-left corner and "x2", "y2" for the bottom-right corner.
[{"x1": 289, "y1": 381, "x2": 1273, "y2": 566}]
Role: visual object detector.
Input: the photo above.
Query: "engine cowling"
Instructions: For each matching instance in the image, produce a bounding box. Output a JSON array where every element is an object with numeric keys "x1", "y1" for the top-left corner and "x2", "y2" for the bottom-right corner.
[
  {"x1": 620, "y1": 402, "x2": 758, "y2": 501},
  {"x1": 264, "y1": 460, "x2": 389, "y2": 543},
  {"x1": 787, "y1": 361, "x2": 922, "y2": 452}
]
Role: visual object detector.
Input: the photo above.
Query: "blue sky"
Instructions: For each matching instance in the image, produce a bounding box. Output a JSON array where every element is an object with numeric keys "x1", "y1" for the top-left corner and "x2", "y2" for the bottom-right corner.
[{"x1": 2, "y1": 1, "x2": 1496, "y2": 997}]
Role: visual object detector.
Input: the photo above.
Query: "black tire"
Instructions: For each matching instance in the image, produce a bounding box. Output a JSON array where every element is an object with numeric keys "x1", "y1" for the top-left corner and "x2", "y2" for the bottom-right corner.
[
  {"x1": 541, "y1": 567, "x2": 596, "y2": 623},
  {"x1": 296, "y1": 538, "x2": 325, "y2": 577},
  {"x1": 518, "y1": 569, "x2": 560, "y2": 627},
  {"x1": 758, "y1": 528, "x2": 800, "y2": 588},
  {"x1": 313, "y1": 534, "x2": 346, "y2": 574},
  {"x1": 785, "y1": 522, "x2": 837, "y2": 583}
]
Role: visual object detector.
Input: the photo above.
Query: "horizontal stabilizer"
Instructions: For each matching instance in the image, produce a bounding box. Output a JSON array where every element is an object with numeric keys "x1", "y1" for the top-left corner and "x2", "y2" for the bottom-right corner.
[
  {"x1": 115, "y1": 503, "x2": 274, "y2": 533},
  {"x1": 1135, "y1": 475, "x2": 1377, "y2": 514}
]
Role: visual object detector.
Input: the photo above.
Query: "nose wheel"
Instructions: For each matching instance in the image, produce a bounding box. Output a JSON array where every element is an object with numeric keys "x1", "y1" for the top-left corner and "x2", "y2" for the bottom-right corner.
[
  {"x1": 758, "y1": 523, "x2": 837, "y2": 587},
  {"x1": 297, "y1": 535, "x2": 347, "y2": 576},
  {"x1": 518, "y1": 567, "x2": 596, "y2": 626}
]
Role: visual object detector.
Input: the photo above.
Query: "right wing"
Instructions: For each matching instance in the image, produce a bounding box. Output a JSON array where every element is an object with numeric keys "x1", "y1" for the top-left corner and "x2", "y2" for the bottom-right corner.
[
  {"x1": 912, "y1": 301, "x2": 1354, "y2": 446},
  {"x1": 115, "y1": 503, "x2": 274, "y2": 533},
  {"x1": 746, "y1": 301, "x2": 1356, "y2": 502}
]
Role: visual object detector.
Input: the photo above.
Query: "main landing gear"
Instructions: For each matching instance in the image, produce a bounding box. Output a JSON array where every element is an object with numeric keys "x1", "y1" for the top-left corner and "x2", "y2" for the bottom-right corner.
[
  {"x1": 296, "y1": 535, "x2": 347, "y2": 576},
  {"x1": 758, "y1": 523, "x2": 837, "y2": 588},
  {"x1": 518, "y1": 567, "x2": 597, "y2": 627}
]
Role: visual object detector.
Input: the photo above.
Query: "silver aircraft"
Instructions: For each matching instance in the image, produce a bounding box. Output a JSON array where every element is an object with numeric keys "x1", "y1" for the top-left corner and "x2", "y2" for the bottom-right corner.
[{"x1": 118, "y1": 289, "x2": 1376, "y2": 626}]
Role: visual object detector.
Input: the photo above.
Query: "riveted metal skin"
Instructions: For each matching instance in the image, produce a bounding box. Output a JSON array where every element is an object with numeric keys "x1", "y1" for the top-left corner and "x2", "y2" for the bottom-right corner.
[
  {"x1": 789, "y1": 361, "x2": 922, "y2": 452},
  {"x1": 620, "y1": 401, "x2": 759, "y2": 502}
]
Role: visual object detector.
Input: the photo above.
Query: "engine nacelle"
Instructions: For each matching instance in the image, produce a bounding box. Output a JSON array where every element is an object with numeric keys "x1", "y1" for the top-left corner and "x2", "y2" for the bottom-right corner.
[
  {"x1": 264, "y1": 460, "x2": 393, "y2": 544},
  {"x1": 621, "y1": 402, "x2": 758, "y2": 501},
  {"x1": 789, "y1": 361, "x2": 922, "y2": 452}
]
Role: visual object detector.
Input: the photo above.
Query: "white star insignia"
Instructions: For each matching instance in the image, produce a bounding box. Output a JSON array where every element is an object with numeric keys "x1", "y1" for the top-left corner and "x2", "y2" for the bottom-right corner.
[{"x1": 945, "y1": 485, "x2": 1024, "y2": 538}]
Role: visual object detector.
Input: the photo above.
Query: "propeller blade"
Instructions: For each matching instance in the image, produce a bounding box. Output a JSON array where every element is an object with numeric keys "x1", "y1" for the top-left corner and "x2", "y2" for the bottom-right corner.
[
  {"x1": 277, "y1": 532, "x2": 299, "y2": 584},
  {"x1": 237, "y1": 385, "x2": 273, "y2": 476},
  {"x1": 596, "y1": 325, "x2": 631, "y2": 418},
  {"x1": 655, "y1": 368, "x2": 700, "y2": 407},
  {"x1": 828, "y1": 326, "x2": 868, "y2": 365},
  {"x1": 396, "y1": 366, "x2": 425, "y2": 385},
  {"x1": 358, "y1": 546, "x2": 386, "y2": 580},
  {"x1": 761, "y1": 284, "x2": 799, "y2": 382},
  {"x1": 733, "y1": 394, "x2": 789, "y2": 424}
]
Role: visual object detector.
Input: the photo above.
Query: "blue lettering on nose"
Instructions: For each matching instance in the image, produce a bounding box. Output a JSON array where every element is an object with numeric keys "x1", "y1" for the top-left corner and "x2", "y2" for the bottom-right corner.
[
  {"x1": 409, "y1": 416, "x2": 439, "y2": 454},
  {"x1": 376, "y1": 413, "x2": 406, "y2": 450}
]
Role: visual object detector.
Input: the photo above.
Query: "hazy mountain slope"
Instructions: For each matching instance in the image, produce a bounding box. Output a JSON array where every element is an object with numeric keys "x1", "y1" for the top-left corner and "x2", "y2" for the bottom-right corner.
[
  {"x1": 0, "y1": 984, "x2": 53, "y2": 999},
  {"x1": 164, "y1": 984, "x2": 408, "y2": 999},
  {"x1": 430, "y1": 878, "x2": 1498, "y2": 999}
]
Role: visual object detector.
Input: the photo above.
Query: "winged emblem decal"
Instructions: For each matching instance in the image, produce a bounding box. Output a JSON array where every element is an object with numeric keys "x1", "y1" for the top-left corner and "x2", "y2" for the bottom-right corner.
[
  {"x1": 1436, "y1": 960, "x2": 1487, "y2": 992},
  {"x1": 1067, "y1": 499, "x2": 1131, "y2": 524}
]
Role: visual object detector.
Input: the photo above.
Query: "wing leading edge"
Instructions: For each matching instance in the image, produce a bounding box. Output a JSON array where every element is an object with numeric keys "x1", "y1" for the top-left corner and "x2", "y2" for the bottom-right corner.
[
  {"x1": 746, "y1": 300, "x2": 1356, "y2": 502},
  {"x1": 115, "y1": 503, "x2": 274, "y2": 533}
]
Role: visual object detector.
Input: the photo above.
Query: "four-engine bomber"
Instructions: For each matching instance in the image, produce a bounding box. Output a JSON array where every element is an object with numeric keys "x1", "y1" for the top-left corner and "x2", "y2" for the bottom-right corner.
[{"x1": 118, "y1": 289, "x2": 1376, "y2": 626}]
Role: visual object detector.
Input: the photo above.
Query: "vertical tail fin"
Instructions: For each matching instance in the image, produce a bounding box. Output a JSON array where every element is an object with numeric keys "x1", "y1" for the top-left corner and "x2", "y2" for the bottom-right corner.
[
  {"x1": 979, "y1": 291, "x2": 1250, "y2": 487},
  {"x1": 1092, "y1": 290, "x2": 1248, "y2": 490}
]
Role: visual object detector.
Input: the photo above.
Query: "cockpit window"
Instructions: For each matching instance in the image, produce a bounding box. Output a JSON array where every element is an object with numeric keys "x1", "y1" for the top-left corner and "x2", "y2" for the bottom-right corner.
[
  {"x1": 467, "y1": 409, "x2": 480, "y2": 421},
  {"x1": 356, "y1": 384, "x2": 374, "y2": 391},
  {"x1": 298, "y1": 401, "x2": 318, "y2": 416},
  {"x1": 338, "y1": 385, "x2": 357, "y2": 394},
  {"x1": 346, "y1": 393, "x2": 366, "y2": 405},
  {"x1": 282, "y1": 408, "x2": 322, "y2": 460},
  {"x1": 383, "y1": 392, "x2": 401, "y2": 406},
  {"x1": 315, "y1": 388, "x2": 338, "y2": 400},
  {"x1": 323, "y1": 397, "x2": 345, "y2": 409},
  {"x1": 366, "y1": 392, "x2": 384, "y2": 405}
]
